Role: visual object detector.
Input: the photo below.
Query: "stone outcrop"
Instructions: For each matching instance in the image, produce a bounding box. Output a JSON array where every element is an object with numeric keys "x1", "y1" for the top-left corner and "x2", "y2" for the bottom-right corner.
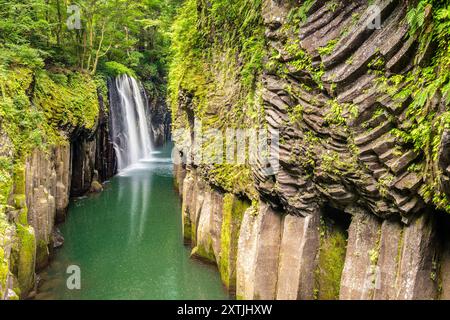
[
  {"x1": 276, "y1": 212, "x2": 320, "y2": 300},
  {"x1": 70, "y1": 138, "x2": 97, "y2": 197},
  {"x1": 149, "y1": 97, "x2": 171, "y2": 147},
  {"x1": 25, "y1": 146, "x2": 70, "y2": 269},
  {"x1": 0, "y1": 90, "x2": 117, "y2": 299},
  {"x1": 95, "y1": 92, "x2": 117, "y2": 182},
  {"x1": 173, "y1": 0, "x2": 450, "y2": 300},
  {"x1": 256, "y1": 0, "x2": 426, "y2": 220},
  {"x1": 71, "y1": 91, "x2": 116, "y2": 197},
  {"x1": 176, "y1": 166, "x2": 450, "y2": 300}
]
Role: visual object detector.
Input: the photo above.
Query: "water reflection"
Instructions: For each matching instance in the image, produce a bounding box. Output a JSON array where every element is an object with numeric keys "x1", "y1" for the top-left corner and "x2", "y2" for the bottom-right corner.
[{"x1": 35, "y1": 144, "x2": 228, "y2": 300}]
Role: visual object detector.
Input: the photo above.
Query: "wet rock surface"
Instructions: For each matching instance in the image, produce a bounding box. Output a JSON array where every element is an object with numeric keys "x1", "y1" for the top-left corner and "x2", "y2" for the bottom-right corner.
[
  {"x1": 149, "y1": 97, "x2": 171, "y2": 147},
  {"x1": 174, "y1": 0, "x2": 450, "y2": 300}
]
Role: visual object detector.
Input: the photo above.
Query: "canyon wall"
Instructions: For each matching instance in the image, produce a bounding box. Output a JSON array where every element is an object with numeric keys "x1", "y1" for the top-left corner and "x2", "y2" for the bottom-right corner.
[
  {"x1": 0, "y1": 69, "x2": 169, "y2": 299},
  {"x1": 175, "y1": 164, "x2": 450, "y2": 300},
  {"x1": 0, "y1": 70, "x2": 117, "y2": 299},
  {"x1": 149, "y1": 97, "x2": 172, "y2": 147},
  {"x1": 171, "y1": 0, "x2": 450, "y2": 300}
]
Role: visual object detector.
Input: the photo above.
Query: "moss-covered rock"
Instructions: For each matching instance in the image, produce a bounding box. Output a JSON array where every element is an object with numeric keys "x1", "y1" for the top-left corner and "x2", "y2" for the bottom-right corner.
[
  {"x1": 16, "y1": 224, "x2": 36, "y2": 296},
  {"x1": 218, "y1": 194, "x2": 249, "y2": 291},
  {"x1": 1, "y1": 62, "x2": 103, "y2": 299},
  {"x1": 314, "y1": 216, "x2": 348, "y2": 300},
  {"x1": 33, "y1": 70, "x2": 99, "y2": 133},
  {"x1": 0, "y1": 245, "x2": 9, "y2": 298}
]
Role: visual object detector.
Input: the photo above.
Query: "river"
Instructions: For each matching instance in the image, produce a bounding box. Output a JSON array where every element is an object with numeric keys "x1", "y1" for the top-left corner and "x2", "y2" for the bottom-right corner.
[{"x1": 35, "y1": 144, "x2": 228, "y2": 300}]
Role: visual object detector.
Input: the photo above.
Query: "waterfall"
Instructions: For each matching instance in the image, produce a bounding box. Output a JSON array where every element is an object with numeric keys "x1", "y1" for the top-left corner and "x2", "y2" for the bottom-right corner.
[{"x1": 109, "y1": 74, "x2": 153, "y2": 170}]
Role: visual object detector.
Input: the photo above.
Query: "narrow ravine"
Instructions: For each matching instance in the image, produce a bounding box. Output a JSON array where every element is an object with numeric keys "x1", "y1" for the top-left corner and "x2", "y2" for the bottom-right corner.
[{"x1": 35, "y1": 144, "x2": 228, "y2": 300}]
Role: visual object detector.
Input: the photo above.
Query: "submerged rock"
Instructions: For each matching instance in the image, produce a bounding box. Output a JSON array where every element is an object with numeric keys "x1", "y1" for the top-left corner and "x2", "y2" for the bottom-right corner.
[
  {"x1": 51, "y1": 228, "x2": 64, "y2": 249},
  {"x1": 90, "y1": 180, "x2": 103, "y2": 194}
]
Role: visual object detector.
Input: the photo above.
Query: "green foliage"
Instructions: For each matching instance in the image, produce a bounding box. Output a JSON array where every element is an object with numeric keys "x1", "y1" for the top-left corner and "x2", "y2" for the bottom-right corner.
[
  {"x1": 281, "y1": 16, "x2": 326, "y2": 90},
  {"x1": 33, "y1": 70, "x2": 99, "y2": 131},
  {"x1": 101, "y1": 61, "x2": 137, "y2": 78},
  {"x1": 319, "y1": 150, "x2": 358, "y2": 178},
  {"x1": 169, "y1": 0, "x2": 265, "y2": 111},
  {"x1": 380, "y1": 0, "x2": 450, "y2": 212},
  {"x1": 324, "y1": 99, "x2": 358, "y2": 126},
  {"x1": 0, "y1": 0, "x2": 50, "y2": 46},
  {"x1": 406, "y1": 0, "x2": 430, "y2": 36},
  {"x1": 0, "y1": 68, "x2": 47, "y2": 158},
  {"x1": 0, "y1": 44, "x2": 45, "y2": 70},
  {"x1": 287, "y1": 0, "x2": 315, "y2": 25},
  {"x1": 209, "y1": 164, "x2": 256, "y2": 198},
  {"x1": 317, "y1": 39, "x2": 338, "y2": 57},
  {"x1": 0, "y1": 156, "x2": 13, "y2": 211},
  {"x1": 0, "y1": 67, "x2": 99, "y2": 159},
  {"x1": 168, "y1": 0, "x2": 203, "y2": 111},
  {"x1": 0, "y1": 244, "x2": 9, "y2": 298}
]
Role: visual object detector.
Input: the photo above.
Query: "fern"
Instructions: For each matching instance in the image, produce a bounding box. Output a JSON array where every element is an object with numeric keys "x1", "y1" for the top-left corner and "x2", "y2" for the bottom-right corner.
[{"x1": 406, "y1": 1, "x2": 429, "y2": 36}]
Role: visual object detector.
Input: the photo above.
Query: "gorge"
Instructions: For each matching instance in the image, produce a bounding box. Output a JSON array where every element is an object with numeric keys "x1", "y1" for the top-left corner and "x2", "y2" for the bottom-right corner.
[{"x1": 1, "y1": 0, "x2": 450, "y2": 301}]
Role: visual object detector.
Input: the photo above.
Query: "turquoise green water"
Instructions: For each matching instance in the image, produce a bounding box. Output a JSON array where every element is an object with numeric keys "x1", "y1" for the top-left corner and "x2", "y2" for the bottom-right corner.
[{"x1": 36, "y1": 144, "x2": 228, "y2": 300}]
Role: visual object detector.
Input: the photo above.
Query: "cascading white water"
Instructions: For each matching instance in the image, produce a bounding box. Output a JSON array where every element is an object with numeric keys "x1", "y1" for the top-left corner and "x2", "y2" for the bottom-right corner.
[{"x1": 109, "y1": 74, "x2": 153, "y2": 170}]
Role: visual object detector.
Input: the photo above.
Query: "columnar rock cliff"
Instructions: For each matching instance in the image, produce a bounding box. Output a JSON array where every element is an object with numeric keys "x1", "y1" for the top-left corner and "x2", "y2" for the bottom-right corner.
[
  {"x1": 0, "y1": 69, "x2": 118, "y2": 299},
  {"x1": 149, "y1": 97, "x2": 172, "y2": 147},
  {"x1": 0, "y1": 62, "x2": 173, "y2": 299},
  {"x1": 171, "y1": 0, "x2": 450, "y2": 299}
]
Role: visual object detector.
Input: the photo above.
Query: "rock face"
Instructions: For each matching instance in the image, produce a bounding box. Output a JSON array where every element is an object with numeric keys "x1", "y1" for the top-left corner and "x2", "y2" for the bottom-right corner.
[
  {"x1": 0, "y1": 91, "x2": 116, "y2": 299},
  {"x1": 176, "y1": 165, "x2": 450, "y2": 300},
  {"x1": 25, "y1": 145, "x2": 70, "y2": 269},
  {"x1": 173, "y1": 0, "x2": 450, "y2": 300},
  {"x1": 71, "y1": 92, "x2": 116, "y2": 197},
  {"x1": 149, "y1": 96, "x2": 171, "y2": 147},
  {"x1": 70, "y1": 138, "x2": 96, "y2": 197},
  {"x1": 95, "y1": 92, "x2": 117, "y2": 181}
]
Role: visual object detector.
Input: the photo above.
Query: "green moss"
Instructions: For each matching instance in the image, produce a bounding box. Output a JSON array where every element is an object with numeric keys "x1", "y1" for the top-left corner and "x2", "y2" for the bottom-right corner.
[
  {"x1": 182, "y1": 205, "x2": 193, "y2": 243},
  {"x1": 314, "y1": 217, "x2": 347, "y2": 300},
  {"x1": 219, "y1": 194, "x2": 249, "y2": 290},
  {"x1": 209, "y1": 164, "x2": 257, "y2": 199},
  {"x1": 324, "y1": 99, "x2": 358, "y2": 126},
  {"x1": 1, "y1": 67, "x2": 100, "y2": 161},
  {"x1": 33, "y1": 70, "x2": 99, "y2": 132},
  {"x1": 317, "y1": 39, "x2": 338, "y2": 57},
  {"x1": 169, "y1": 0, "x2": 266, "y2": 130},
  {"x1": 35, "y1": 239, "x2": 49, "y2": 270},
  {"x1": 101, "y1": 61, "x2": 137, "y2": 79},
  {"x1": 288, "y1": 104, "x2": 304, "y2": 124},
  {"x1": 16, "y1": 224, "x2": 35, "y2": 295},
  {"x1": 286, "y1": 0, "x2": 315, "y2": 25},
  {"x1": 190, "y1": 215, "x2": 197, "y2": 247},
  {"x1": 0, "y1": 156, "x2": 13, "y2": 298},
  {"x1": 319, "y1": 150, "x2": 359, "y2": 178},
  {"x1": 191, "y1": 239, "x2": 215, "y2": 263},
  {"x1": 372, "y1": 1, "x2": 450, "y2": 213},
  {"x1": 12, "y1": 164, "x2": 26, "y2": 195},
  {"x1": 94, "y1": 74, "x2": 109, "y2": 113},
  {"x1": 0, "y1": 156, "x2": 13, "y2": 212},
  {"x1": 0, "y1": 245, "x2": 9, "y2": 298}
]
